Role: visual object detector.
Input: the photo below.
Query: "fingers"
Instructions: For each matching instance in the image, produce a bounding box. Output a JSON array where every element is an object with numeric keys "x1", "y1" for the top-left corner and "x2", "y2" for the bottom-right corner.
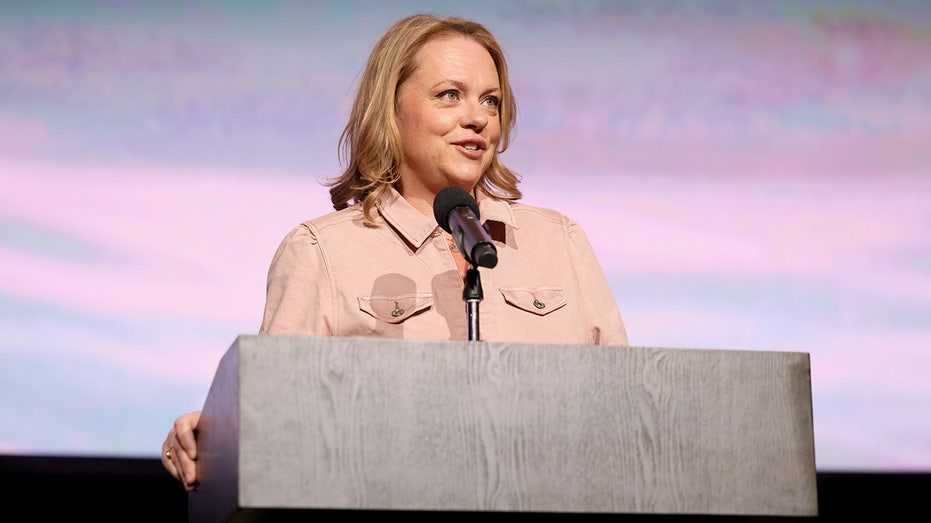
[
  {"x1": 162, "y1": 432, "x2": 189, "y2": 489},
  {"x1": 161, "y1": 437, "x2": 176, "y2": 477},
  {"x1": 179, "y1": 448, "x2": 198, "y2": 491},
  {"x1": 162, "y1": 410, "x2": 203, "y2": 491},
  {"x1": 175, "y1": 411, "x2": 201, "y2": 461}
]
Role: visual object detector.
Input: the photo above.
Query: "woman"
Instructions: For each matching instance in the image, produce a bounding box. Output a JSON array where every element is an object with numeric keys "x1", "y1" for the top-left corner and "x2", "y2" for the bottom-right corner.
[{"x1": 162, "y1": 13, "x2": 628, "y2": 491}]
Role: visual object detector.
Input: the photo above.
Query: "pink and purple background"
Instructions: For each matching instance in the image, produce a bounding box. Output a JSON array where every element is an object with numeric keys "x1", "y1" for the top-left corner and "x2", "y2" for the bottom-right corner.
[{"x1": 1, "y1": 1, "x2": 929, "y2": 471}]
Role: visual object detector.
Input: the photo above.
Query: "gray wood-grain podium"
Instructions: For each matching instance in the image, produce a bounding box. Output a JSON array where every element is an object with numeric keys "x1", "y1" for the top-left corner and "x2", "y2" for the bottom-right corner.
[{"x1": 189, "y1": 335, "x2": 817, "y2": 522}]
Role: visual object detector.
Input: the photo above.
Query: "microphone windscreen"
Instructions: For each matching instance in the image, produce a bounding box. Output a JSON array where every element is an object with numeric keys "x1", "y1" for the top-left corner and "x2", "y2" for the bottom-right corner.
[{"x1": 432, "y1": 186, "x2": 480, "y2": 233}]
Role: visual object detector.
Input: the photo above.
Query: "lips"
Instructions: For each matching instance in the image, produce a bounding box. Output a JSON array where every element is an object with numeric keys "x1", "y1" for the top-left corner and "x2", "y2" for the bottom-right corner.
[{"x1": 453, "y1": 139, "x2": 487, "y2": 159}]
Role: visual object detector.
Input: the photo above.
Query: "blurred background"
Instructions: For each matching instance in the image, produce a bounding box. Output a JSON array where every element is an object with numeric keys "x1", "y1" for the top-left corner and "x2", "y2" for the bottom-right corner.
[{"x1": 1, "y1": 0, "x2": 929, "y2": 475}]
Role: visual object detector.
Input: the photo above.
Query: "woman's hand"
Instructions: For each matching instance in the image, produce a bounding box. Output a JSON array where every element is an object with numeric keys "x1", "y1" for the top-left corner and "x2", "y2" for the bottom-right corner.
[{"x1": 161, "y1": 410, "x2": 201, "y2": 491}]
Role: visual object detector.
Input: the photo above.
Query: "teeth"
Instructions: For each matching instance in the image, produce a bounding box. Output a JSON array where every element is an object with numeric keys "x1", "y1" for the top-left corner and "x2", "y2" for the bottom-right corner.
[{"x1": 463, "y1": 145, "x2": 478, "y2": 151}]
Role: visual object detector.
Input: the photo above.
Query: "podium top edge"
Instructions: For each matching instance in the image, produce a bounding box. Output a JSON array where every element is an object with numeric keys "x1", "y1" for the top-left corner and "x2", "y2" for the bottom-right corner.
[{"x1": 228, "y1": 334, "x2": 810, "y2": 357}]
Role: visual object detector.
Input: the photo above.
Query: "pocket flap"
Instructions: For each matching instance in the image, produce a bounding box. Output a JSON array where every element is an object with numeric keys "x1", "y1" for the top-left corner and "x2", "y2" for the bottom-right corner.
[
  {"x1": 358, "y1": 293, "x2": 433, "y2": 324},
  {"x1": 498, "y1": 286, "x2": 567, "y2": 316}
]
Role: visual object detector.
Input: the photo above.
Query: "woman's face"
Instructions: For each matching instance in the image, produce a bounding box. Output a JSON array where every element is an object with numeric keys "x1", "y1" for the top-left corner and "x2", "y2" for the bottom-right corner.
[{"x1": 395, "y1": 35, "x2": 501, "y2": 207}]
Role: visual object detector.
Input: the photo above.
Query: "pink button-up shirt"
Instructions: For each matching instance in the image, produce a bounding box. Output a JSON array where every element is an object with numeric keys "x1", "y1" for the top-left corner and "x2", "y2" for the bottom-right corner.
[{"x1": 259, "y1": 187, "x2": 628, "y2": 347}]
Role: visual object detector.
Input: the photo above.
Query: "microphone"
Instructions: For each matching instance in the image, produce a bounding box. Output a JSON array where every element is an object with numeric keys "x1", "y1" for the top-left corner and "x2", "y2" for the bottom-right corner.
[{"x1": 433, "y1": 186, "x2": 498, "y2": 269}]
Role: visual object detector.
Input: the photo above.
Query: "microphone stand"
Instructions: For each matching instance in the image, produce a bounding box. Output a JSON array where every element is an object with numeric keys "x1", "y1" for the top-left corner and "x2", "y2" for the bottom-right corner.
[{"x1": 463, "y1": 265, "x2": 483, "y2": 341}]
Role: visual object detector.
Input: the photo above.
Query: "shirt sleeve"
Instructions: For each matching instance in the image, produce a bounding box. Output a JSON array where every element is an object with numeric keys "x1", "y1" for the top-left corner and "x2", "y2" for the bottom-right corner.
[
  {"x1": 259, "y1": 223, "x2": 334, "y2": 336},
  {"x1": 565, "y1": 216, "x2": 630, "y2": 347}
]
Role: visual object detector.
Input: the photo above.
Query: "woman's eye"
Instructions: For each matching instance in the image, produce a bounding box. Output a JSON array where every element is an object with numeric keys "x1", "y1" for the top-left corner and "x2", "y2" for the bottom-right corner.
[
  {"x1": 483, "y1": 96, "x2": 500, "y2": 108},
  {"x1": 438, "y1": 90, "x2": 459, "y2": 101}
]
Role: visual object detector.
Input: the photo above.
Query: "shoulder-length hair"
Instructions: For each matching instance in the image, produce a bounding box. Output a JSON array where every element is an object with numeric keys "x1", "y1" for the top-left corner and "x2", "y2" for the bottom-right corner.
[{"x1": 326, "y1": 14, "x2": 521, "y2": 223}]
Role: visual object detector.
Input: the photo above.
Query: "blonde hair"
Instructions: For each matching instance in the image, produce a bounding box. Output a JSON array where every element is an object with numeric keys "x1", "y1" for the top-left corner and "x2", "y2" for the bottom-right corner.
[{"x1": 326, "y1": 14, "x2": 521, "y2": 223}]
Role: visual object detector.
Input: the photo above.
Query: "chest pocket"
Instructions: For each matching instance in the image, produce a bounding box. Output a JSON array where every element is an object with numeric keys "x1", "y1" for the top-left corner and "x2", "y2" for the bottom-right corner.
[
  {"x1": 358, "y1": 293, "x2": 434, "y2": 324},
  {"x1": 499, "y1": 286, "x2": 567, "y2": 316}
]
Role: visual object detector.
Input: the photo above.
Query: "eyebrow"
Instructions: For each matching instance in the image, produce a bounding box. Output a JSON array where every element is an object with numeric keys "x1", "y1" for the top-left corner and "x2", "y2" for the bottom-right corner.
[{"x1": 434, "y1": 79, "x2": 501, "y2": 96}]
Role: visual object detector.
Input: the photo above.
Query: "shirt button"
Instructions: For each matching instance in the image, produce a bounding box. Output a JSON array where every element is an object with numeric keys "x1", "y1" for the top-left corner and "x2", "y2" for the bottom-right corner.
[
  {"x1": 391, "y1": 301, "x2": 404, "y2": 317},
  {"x1": 533, "y1": 299, "x2": 545, "y2": 309}
]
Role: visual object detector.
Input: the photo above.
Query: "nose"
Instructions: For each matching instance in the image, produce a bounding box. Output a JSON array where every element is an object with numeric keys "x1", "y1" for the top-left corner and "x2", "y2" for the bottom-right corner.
[{"x1": 460, "y1": 100, "x2": 488, "y2": 132}]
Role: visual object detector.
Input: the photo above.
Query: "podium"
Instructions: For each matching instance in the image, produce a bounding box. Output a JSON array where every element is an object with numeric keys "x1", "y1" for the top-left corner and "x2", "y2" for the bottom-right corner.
[{"x1": 190, "y1": 335, "x2": 817, "y2": 522}]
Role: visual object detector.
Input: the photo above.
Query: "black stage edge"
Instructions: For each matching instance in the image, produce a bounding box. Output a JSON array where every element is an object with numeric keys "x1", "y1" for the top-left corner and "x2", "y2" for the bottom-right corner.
[{"x1": 1, "y1": 455, "x2": 928, "y2": 522}]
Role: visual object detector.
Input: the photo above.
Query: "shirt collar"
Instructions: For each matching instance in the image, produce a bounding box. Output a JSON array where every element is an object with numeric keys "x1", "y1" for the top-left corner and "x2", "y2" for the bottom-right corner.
[
  {"x1": 376, "y1": 186, "x2": 518, "y2": 249},
  {"x1": 376, "y1": 186, "x2": 438, "y2": 248},
  {"x1": 475, "y1": 188, "x2": 518, "y2": 231}
]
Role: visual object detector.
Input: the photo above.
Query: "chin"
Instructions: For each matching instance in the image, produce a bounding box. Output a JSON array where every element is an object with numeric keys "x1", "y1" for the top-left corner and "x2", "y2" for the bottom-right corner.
[{"x1": 457, "y1": 168, "x2": 488, "y2": 186}]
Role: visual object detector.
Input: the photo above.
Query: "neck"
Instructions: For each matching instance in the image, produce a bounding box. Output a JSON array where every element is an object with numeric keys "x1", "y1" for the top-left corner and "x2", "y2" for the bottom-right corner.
[{"x1": 398, "y1": 183, "x2": 478, "y2": 220}]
